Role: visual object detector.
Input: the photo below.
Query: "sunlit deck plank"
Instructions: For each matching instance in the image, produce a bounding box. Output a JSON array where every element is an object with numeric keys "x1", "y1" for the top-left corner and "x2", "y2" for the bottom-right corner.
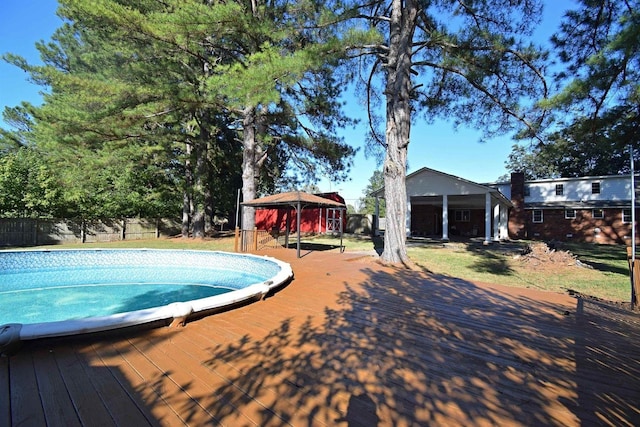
[{"x1": 92, "y1": 334, "x2": 187, "y2": 426}]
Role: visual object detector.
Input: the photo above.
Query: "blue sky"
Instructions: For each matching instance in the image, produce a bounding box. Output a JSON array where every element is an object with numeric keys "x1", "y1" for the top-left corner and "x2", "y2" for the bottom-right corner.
[{"x1": 0, "y1": 1, "x2": 575, "y2": 207}]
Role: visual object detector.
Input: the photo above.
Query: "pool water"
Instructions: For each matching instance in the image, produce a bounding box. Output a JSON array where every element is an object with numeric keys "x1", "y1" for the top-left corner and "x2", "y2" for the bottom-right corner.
[
  {"x1": 0, "y1": 250, "x2": 290, "y2": 331},
  {"x1": 0, "y1": 282, "x2": 231, "y2": 324}
]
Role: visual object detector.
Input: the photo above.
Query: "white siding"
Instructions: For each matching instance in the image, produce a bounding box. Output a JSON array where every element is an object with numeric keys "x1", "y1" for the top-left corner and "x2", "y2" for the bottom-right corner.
[{"x1": 526, "y1": 176, "x2": 632, "y2": 203}]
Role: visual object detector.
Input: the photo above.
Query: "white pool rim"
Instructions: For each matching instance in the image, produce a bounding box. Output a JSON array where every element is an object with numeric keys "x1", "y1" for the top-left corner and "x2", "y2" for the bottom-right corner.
[{"x1": 0, "y1": 249, "x2": 293, "y2": 345}]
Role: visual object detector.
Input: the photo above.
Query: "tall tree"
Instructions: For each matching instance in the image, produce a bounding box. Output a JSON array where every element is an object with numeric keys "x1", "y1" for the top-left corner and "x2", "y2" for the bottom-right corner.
[
  {"x1": 508, "y1": 0, "x2": 640, "y2": 178},
  {"x1": 350, "y1": 0, "x2": 548, "y2": 264},
  {"x1": 0, "y1": 147, "x2": 63, "y2": 218},
  {"x1": 4, "y1": 0, "x2": 356, "y2": 234}
]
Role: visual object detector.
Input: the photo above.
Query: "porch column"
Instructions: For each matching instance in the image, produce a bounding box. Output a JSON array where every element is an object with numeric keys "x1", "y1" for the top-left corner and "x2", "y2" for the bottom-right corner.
[
  {"x1": 484, "y1": 192, "x2": 491, "y2": 244},
  {"x1": 500, "y1": 205, "x2": 508, "y2": 240},
  {"x1": 493, "y1": 203, "x2": 500, "y2": 241},
  {"x1": 406, "y1": 198, "x2": 412, "y2": 237},
  {"x1": 374, "y1": 197, "x2": 380, "y2": 236},
  {"x1": 442, "y1": 194, "x2": 449, "y2": 241}
]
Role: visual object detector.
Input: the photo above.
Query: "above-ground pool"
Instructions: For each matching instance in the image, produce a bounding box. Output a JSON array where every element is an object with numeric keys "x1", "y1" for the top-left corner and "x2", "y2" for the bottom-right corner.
[{"x1": 0, "y1": 249, "x2": 293, "y2": 351}]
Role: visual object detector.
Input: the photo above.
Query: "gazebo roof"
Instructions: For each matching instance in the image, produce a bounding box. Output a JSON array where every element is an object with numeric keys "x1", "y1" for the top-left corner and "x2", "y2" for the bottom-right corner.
[
  {"x1": 241, "y1": 191, "x2": 346, "y2": 209},
  {"x1": 240, "y1": 191, "x2": 345, "y2": 258}
]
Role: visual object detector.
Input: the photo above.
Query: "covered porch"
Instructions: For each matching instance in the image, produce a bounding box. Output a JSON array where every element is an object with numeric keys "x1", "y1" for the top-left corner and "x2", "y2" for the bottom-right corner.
[
  {"x1": 373, "y1": 167, "x2": 512, "y2": 244},
  {"x1": 410, "y1": 192, "x2": 511, "y2": 243}
]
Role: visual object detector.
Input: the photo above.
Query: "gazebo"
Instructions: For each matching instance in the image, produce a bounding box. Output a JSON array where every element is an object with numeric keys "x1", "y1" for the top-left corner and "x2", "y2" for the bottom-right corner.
[{"x1": 240, "y1": 191, "x2": 346, "y2": 258}]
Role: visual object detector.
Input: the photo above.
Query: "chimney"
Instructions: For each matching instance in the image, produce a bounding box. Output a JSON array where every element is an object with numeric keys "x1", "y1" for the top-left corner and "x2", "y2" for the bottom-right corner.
[{"x1": 508, "y1": 172, "x2": 526, "y2": 239}]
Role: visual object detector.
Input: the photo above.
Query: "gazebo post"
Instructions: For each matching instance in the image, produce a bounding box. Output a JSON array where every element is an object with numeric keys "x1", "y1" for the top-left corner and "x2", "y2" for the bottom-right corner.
[
  {"x1": 285, "y1": 208, "x2": 290, "y2": 248},
  {"x1": 340, "y1": 208, "x2": 344, "y2": 253},
  {"x1": 296, "y1": 201, "x2": 302, "y2": 258}
]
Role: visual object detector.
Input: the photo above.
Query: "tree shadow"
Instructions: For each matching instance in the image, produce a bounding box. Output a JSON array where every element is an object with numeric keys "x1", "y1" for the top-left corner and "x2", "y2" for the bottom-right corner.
[
  {"x1": 11, "y1": 253, "x2": 639, "y2": 425},
  {"x1": 7, "y1": 328, "x2": 180, "y2": 425},
  {"x1": 186, "y1": 263, "x2": 640, "y2": 425},
  {"x1": 459, "y1": 242, "x2": 517, "y2": 276},
  {"x1": 469, "y1": 249, "x2": 515, "y2": 275}
]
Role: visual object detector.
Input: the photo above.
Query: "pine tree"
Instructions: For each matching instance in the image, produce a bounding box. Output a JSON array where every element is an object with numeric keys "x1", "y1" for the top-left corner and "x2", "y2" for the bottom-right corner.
[
  {"x1": 347, "y1": 0, "x2": 548, "y2": 264},
  {"x1": 4, "y1": 0, "x2": 357, "y2": 234}
]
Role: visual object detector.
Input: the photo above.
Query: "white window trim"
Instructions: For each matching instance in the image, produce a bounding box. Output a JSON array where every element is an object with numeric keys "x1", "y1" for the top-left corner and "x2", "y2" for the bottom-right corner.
[
  {"x1": 532, "y1": 210, "x2": 543, "y2": 223},
  {"x1": 565, "y1": 209, "x2": 576, "y2": 219},
  {"x1": 623, "y1": 209, "x2": 632, "y2": 223},
  {"x1": 592, "y1": 182, "x2": 601, "y2": 194},
  {"x1": 592, "y1": 209, "x2": 604, "y2": 219}
]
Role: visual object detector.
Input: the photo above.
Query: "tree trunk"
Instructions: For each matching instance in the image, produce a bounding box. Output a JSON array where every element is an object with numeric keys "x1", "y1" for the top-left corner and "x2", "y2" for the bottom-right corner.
[
  {"x1": 380, "y1": 0, "x2": 417, "y2": 265},
  {"x1": 181, "y1": 142, "x2": 193, "y2": 238},
  {"x1": 192, "y1": 137, "x2": 207, "y2": 238},
  {"x1": 241, "y1": 106, "x2": 257, "y2": 230}
]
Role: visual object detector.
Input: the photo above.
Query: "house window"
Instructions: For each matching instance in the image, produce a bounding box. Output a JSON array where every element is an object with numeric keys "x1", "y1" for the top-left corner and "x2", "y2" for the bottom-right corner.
[
  {"x1": 454, "y1": 210, "x2": 470, "y2": 222},
  {"x1": 623, "y1": 209, "x2": 632, "y2": 223},
  {"x1": 592, "y1": 209, "x2": 604, "y2": 219},
  {"x1": 556, "y1": 184, "x2": 564, "y2": 195},
  {"x1": 592, "y1": 182, "x2": 601, "y2": 194},
  {"x1": 523, "y1": 186, "x2": 530, "y2": 197},
  {"x1": 532, "y1": 210, "x2": 543, "y2": 223},
  {"x1": 565, "y1": 209, "x2": 576, "y2": 219}
]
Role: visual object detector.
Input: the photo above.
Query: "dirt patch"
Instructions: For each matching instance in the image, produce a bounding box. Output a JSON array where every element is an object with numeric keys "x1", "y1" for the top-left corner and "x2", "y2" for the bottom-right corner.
[{"x1": 513, "y1": 242, "x2": 590, "y2": 270}]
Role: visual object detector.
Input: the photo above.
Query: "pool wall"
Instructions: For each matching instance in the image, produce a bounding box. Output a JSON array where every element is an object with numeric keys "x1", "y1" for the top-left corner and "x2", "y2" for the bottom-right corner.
[{"x1": 0, "y1": 249, "x2": 293, "y2": 348}]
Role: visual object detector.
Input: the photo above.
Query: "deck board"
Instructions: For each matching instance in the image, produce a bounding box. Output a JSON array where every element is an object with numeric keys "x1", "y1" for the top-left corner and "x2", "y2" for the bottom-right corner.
[
  {"x1": 52, "y1": 345, "x2": 116, "y2": 427},
  {"x1": 4, "y1": 249, "x2": 640, "y2": 426},
  {"x1": 94, "y1": 336, "x2": 186, "y2": 426},
  {"x1": 73, "y1": 340, "x2": 156, "y2": 427},
  {"x1": 32, "y1": 347, "x2": 83, "y2": 427},
  {"x1": 9, "y1": 351, "x2": 46, "y2": 426},
  {"x1": 0, "y1": 356, "x2": 10, "y2": 427}
]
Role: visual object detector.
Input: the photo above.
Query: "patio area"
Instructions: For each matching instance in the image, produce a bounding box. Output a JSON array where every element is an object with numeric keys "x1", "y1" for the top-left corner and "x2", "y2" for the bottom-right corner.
[{"x1": 2, "y1": 248, "x2": 640, "y2": 426}]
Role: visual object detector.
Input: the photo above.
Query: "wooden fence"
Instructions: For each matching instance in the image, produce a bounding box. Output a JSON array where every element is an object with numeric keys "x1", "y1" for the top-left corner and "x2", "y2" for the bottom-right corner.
[
  {"x1": 234, "y1": 228, "x2": 285, "y2": 253},
  {"x1": 0, "y1": 218, "x2": 182, "y2": 247}
]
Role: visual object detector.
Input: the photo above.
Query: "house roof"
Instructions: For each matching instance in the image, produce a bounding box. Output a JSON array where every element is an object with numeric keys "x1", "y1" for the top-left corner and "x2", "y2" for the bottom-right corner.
[
  {"x1": 241, "y1": 191, "x2": 346, "y2": 209},
  {"x1": 371, "y1": 167, "x2": 513, "y2": 207}
]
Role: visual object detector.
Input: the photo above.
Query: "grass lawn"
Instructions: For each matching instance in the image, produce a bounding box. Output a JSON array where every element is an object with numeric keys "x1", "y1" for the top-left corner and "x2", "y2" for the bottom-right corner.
[
  {"x1": 303, "y1": 234, "x2": 632, "y2": 302},
  {"x1": 407, "y1": 241, "x2": 631, "y2": 302},
  {"x1": 26, "y1": 233, "x2": 633, "y2": 303}
]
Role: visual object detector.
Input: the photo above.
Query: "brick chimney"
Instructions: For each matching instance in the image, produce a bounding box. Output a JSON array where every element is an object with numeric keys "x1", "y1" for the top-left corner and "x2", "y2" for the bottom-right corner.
[{"x1": 508, "y1": 172, "x2": 526, "y2": 239}]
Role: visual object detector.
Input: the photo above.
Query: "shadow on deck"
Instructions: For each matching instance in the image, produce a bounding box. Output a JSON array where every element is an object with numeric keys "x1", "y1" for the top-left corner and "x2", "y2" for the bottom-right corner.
[{"x1": 3, "y1": 249, "x2": 640, "y2": 425}]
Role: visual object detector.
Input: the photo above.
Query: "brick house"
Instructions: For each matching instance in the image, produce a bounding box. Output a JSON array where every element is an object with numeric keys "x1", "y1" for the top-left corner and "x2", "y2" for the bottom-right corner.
[
  {"x1": 372, "y1": 167, "x2": 638, "y2": 244},
  {"x1": 494, "y1": 172, "x2": 638, "y2": 244}
]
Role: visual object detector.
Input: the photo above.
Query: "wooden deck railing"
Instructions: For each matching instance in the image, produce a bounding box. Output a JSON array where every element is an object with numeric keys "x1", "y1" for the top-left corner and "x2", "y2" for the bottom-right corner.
[{"x1": 234, "y1": 227, "x2": 284, "y2": 253}]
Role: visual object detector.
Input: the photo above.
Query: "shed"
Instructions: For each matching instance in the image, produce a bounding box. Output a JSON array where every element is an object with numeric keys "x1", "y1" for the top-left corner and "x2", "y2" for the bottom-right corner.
[
  {"x1": 242, "y1": 191, "x2": 347, "y2": 257},
  {"x1": 254, "y1": 192, "x2": 346, "y2": 234}
]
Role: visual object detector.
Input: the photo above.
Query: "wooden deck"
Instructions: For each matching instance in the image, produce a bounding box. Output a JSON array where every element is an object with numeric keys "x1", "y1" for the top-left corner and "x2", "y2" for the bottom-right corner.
[{"x1": 3, "y1": 249, "x2": 640, "y2": 426}]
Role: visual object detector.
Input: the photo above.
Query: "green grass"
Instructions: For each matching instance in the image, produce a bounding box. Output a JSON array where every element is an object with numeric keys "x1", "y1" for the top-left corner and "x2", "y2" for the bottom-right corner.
[
  {"x1": 306, "y1": 235, "x2": 632, "y2": 302},
  {"x1": 30, "y1": 236, "x2": 237, "y2": 251},
  {"x1": 21, "y1": 234, "x2": 634, "y2": 303},
  {"x1": 406, "y1": 241, "x2": 631, "y2": 302}
]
